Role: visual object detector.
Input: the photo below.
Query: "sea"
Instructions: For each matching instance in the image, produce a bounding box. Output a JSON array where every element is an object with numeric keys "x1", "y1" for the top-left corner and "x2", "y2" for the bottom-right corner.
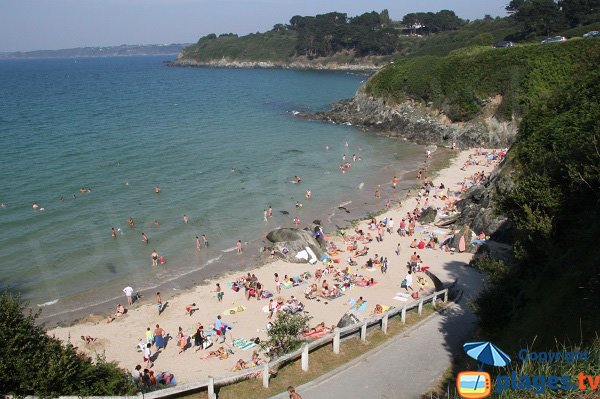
[{"x1": 0, "y1": 56, "x2": 426, "y2": 324}]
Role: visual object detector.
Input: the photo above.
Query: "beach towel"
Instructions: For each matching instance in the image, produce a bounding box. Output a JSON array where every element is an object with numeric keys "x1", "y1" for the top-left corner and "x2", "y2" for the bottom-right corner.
[
  {"x1": 232, "y1": 338, "x2": 257, "y2": 351},
  {"x1": 154, "y1": 335, "x2": 164, "y2": 349},
  {"x1": 223, "y1": 305, "x2": 246, "y2": 315},
  {"x1": 349, "y1": 299, "x2": 367, "y2": 312},
  {"x1": 281, "y1": 281, "x2": 294, "y2": 289}
]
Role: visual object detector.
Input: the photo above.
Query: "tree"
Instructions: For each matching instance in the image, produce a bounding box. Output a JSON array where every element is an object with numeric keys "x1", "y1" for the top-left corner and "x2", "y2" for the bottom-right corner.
[
  {"x1": 506, "y1": 0, "x2": 566, "y2": 35},
  {"x1": 0, "y1": 292, "x2": 137, "y2": 396},
  {"x1": 260, "y1": 312, "x2": 311, "y2": 357}
]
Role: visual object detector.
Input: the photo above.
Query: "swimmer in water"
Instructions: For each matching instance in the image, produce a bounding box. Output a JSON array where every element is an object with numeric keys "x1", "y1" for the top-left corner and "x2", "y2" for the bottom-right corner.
[
  {"x1": 124, "y1": 181, "x2": 129, "y2": 187},
  {"x1": 294, "y1": 176, "x2": 302, "y2": 184},
  {"x1": 0, "y1": 203, "x2": 6, "y2": 208},
  {"x1": 352, "y1": 154, "x2": 356, "y2": 162},
  {"x1": 153, "y1": 220, "x2": 160, "y2": 228},
  {"x1": 268, "y1": 206, "x2": 273, "y2": 218},
  {"x1": 142, "y1": 233, "x2": 149, "y2": 244},
  {"x1": 325, "y1": 145, "x2": 330, "y2": 150},
  {"x1": 128, "y1": 217, "x2": 135, "y2": 228},
  {"x1": 183, "y1": 214, "x2": 189, "y2": 224},
  {"x1": 32, "y1": 202, "x2": 39, "y2": 210},
  {"x1": 231, "y1": 168, "x2": 237, "y2": 173},
  {"x1": 295, "y1": 201, "x2": 302, "y2": 208},
  {"x1": 306, "y1": 190, "x2": 312, "y2": 200},
  {"x1": 151, "y1": 249, "x2": 159, "y2": 266},
  {"x1": 196, "y1": 236, "x2": 201, "y2": 251},
  {"x1": 112, "y1": 227, "x2": 117, "y2": 238},
  {"x1": 155, "y1": 185, "x2": 161, "y2": 194},
  {"x1": 59, "y1": 196, "x2": 64, "y2": 202},
  {"x1": 345, "y1": 141, "x2": 349, "y2": 147},
  {"x1": 342, "y1": 154, "x2": 346, "y2": 162}
]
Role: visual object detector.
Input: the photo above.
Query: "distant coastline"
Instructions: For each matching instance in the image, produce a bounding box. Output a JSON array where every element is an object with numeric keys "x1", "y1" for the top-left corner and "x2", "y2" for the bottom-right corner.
[{"x1": 0, "y1": 43, "x2": 190, "y2": 59}]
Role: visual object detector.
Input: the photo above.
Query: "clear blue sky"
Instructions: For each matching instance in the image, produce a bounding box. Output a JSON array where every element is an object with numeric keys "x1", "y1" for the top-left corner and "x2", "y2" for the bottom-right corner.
[{"x1": 0, "y1": 0, "x2": 509, "y2": 52}]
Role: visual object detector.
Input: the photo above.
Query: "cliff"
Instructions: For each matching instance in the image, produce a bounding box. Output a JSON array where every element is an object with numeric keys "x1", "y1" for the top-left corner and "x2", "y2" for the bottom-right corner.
[{"x1": 298, "y1": 92, "x2": 517, "y2": 148}]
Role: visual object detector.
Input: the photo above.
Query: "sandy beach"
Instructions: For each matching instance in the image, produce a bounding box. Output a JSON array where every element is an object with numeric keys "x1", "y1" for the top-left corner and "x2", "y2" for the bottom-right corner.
[{"x1": 49, "y1": 148, "x2": 502, "y2": 384}]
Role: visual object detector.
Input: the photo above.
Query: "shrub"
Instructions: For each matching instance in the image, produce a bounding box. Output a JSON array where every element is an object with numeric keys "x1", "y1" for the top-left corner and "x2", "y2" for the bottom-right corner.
[{"x1": 260, "y1": 312, "x2": 311, "y2": 357}]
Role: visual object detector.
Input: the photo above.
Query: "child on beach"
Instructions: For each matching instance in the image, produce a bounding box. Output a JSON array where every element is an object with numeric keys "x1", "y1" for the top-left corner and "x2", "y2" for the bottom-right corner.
[
  {"x1": 156, "y1": 292, "x2": 162, "y2": 315},
  {"x1": 185, "y1": 303, "x2": 196, "y2": 316},
  {"x1": 214, "y1": 283, "x2": 224, "y2": 302}
]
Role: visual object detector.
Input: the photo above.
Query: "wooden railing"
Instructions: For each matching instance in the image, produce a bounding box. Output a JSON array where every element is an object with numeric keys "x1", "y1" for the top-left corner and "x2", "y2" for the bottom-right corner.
[{"x1": 142, "y1": 288, "x2": 449, "y2": 399}]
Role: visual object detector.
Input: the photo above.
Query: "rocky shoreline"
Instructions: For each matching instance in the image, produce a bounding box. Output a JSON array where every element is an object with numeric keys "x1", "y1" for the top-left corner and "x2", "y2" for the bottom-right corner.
[
  {"x1": 167, "y1": 58, "x2": 381, "y2": 72},
  {"x1": 295, "y1": 92, "x2": 518, "y2": 149}
]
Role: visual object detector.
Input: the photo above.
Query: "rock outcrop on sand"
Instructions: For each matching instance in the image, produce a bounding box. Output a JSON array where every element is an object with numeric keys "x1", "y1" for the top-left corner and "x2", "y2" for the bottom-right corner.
[
  {"x1": 452, "y1": 163, "x2": 514, "y2": 243},
  {"x1": 418, "y1": 207, "x2": 437, "y2": 224},
  {"x1": 266, "y1": 228, "x2": 324, "y2": 263},
  {"x1": 296, "y1": 92, "x2": 517, "y2": 149},
  {"x1": 447, "y1": 225, "x2": 477, "y2": 253}
]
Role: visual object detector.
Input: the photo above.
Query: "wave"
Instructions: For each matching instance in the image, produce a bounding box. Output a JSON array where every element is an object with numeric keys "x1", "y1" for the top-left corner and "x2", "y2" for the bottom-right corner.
[
  {"x1": 37, "y1": 299, "x2": 59, "y2": 307},
  {"x1": 338, "y1": 201, "x2": 352, "y2": 208}
]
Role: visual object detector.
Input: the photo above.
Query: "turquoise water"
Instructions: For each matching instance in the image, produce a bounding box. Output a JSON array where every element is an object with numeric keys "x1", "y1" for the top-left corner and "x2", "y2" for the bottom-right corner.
[{"x1": 0, "y1": 56, "x2": 423, "y2": 319}]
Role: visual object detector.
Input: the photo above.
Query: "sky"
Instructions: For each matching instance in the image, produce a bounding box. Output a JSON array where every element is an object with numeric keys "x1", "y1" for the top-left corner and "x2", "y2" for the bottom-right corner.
[{"x1": 0, "y1": 0, "x2": 509, "y2": 52}]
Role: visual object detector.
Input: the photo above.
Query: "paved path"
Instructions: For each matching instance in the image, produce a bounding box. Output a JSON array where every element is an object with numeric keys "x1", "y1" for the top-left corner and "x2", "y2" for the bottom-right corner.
[{"x1": 271, "y1": 263, "x2": 482, "y2": 399}]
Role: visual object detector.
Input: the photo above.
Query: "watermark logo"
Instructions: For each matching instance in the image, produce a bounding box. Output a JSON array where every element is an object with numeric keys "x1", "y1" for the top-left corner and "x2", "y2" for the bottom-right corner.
[
  {"x1": 456, "y1": 371, "x2": 492, "y2": 399},
  {"x1": 457, "y1": 341, "x2": 511, "y2": 399}
]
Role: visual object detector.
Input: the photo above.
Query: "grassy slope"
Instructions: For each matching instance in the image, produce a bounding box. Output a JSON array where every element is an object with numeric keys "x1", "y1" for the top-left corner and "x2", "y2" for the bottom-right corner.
[{"x1": 365, "y1": 39, "x2": 600, "y2": 121}]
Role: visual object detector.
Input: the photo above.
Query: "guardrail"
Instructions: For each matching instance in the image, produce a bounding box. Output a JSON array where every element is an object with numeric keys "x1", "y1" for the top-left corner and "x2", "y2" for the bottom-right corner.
[{"x1": 142, "y1": 288, "x2": 449, "y2": 399}]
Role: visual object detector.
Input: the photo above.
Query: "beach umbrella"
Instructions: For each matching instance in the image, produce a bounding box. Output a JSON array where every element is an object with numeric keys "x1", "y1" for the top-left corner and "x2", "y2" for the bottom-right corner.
[{"x1": 463, "y1": 341, "x2": 511, "y2": 367}]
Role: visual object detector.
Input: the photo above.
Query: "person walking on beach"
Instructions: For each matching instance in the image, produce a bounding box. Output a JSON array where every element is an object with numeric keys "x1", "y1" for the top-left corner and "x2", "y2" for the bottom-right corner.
[
  {"x1": 123, "y1": 286, "x2": 134, "y2": 305},
  {"x1": 143, "y1": 342, "x2": 152, "y2": 368},
  {"x1": 404, "y1": 270, "x2": 414, "y2": 292},
  {"x1": 236, "y1": 240, "x2": 242, "y2": 254},
  {"x1": 146, "y1": 327, "x2": 154, "y2": 345},
  {"x1": 151, "y1": 249, "x2": 159, "y2": 266},
  {"x1": 392, "y1": 176, "x2": 398, "y2": 191},
  {"x1": 142, "y1": 232, "x2": 148, "y2": 245},
  {"x1": 156, "y1": 292, "x2": 162, "y2": 315},
  {"x1": 214, "y1": 315, "x2": 229, "y2": 343}
]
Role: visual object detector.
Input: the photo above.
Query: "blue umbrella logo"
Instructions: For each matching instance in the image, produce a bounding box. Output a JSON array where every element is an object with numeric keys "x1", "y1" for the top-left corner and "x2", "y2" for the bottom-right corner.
[{"x1": 463, "y1": 341, "x2": 511, "y2": 368}]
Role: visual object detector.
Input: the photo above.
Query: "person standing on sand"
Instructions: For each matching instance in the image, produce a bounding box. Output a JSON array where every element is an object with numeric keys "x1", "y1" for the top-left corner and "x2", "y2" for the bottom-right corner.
[
  {"x1": 142, "y1": 233, "x2": 148, "y2": 245},
  {"x1": 196, "y1": 236, "x2": 201, "y2": 251},
  {"x1": 156, "y1": 292, "x2": 162, "y2": 315},
  {"x1": 274, "y1": 273, "x2": 281, "y2": 294},
  {"x1": 214, "y1": 283, "x2": 224, "y2": 302},
  {"x1": 154, "y1": 324, "x2": 166, "y2": 349},
  {"x1": 151, "y1": 249, "x2": 159, "y2": 266},
  {"x1": 123, "y1": 286, "x2": 134, "y2": 305},
  {"x1": 236, "y1": 240, "x2": 242, "y2": 254}
]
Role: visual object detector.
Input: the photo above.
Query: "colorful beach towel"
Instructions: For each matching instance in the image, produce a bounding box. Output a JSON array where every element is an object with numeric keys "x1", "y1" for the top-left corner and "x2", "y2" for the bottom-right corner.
[
  {"x1": 232, "y1": 338, "x2": 257, "y2": 351},
  {"x1": 348, "y1": 298, "x2": 368, "y2": 312},
  {"x1": 223, "y1": 305, "x2": 246, "y2": 315},
  {"x1": 319, "y1": 291, "x2": 344, "y2": 301}
]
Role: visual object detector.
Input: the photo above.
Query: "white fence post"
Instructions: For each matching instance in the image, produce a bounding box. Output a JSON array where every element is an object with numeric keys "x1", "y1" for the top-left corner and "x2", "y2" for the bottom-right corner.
[
  {"x1": 418, "y1": 298, "x2": 424, "y2": 315},
  {"x1": 208, "y1": 376, "x2": 216, "y2": 399},
  {"x1": 301, "y1": 344, "x2": 309, "y2": 371},
  {"x1": 360, "y1": 322, "x2": 367, "y2": 342},
  {"x1": 401, "y1": 306, "x2": 406, "y2": 324},
  {"x1": 333, "y1": 329, "x2": 340, "y2": 354},
  {"x1": 382, "y1": 314, "x2": 388, "y2": 334},
  {"x1": 432, "y1": 293, "x2": 437, "y2": 308},
  {"x1": 262, "y1": 362, "x2": 269, "y2": 388},
  {"x1": 444, "y1": 289, "x2": 449, "y2": 302}
]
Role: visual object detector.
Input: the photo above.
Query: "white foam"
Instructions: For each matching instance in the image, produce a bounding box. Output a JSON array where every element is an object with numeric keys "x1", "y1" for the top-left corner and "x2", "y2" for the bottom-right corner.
[
  {"x1": 206, "y1": 255, "x2": 223, "y2": 265},
  {"x1": 338, "y1": 201, "x2": 352, "y2": 207},
  {"x1": 357, "y1": 182, "x2": 365, "y2": 190},
  {"x1": 221, "y1": 247, "x2": 237, "y2": 253},
  {"x1": 37, "y1": 299, "x2": 59, "y2": 307}
]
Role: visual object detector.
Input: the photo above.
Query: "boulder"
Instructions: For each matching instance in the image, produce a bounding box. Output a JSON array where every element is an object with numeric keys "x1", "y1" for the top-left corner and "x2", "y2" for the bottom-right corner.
[
  {"x1": 266, "y1": 228, "x2": 324, "y2": 264},
  {"x1": 418, "y1": 207, "x2": 437, "y2": 224},
  {"x1": 336, "y1": 312, "x2": 360, "y2": 328},
  {"x1": 447, "y1": 225, "x2": 477, "y2": 253}
]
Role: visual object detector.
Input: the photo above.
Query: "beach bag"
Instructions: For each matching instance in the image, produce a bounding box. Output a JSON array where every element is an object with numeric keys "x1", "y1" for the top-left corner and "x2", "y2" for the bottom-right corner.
[
  {"x1": 232, "y1": 284, "x2": 240, "y2": 292},
  {"x1": 400, "y1": 279, "x2": 407, "y2": 289}
]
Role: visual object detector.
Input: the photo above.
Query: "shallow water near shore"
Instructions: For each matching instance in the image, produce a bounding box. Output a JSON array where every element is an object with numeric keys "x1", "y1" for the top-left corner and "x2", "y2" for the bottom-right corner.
[{"x1": 0, "y1": 56, "x2": 426, "y2": 323}]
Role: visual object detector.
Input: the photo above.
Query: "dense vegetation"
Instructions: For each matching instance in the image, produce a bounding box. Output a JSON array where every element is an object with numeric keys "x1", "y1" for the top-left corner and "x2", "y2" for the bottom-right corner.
[
  {"x1": 472, "y1": 43, "x2": 600, "y2": 348},
  {"x1": 365, "y1": 39, "x2": 600, "y2": 121},
  {"x1": 0, "y1": 292, "x2": 137, "y2": 396}
]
